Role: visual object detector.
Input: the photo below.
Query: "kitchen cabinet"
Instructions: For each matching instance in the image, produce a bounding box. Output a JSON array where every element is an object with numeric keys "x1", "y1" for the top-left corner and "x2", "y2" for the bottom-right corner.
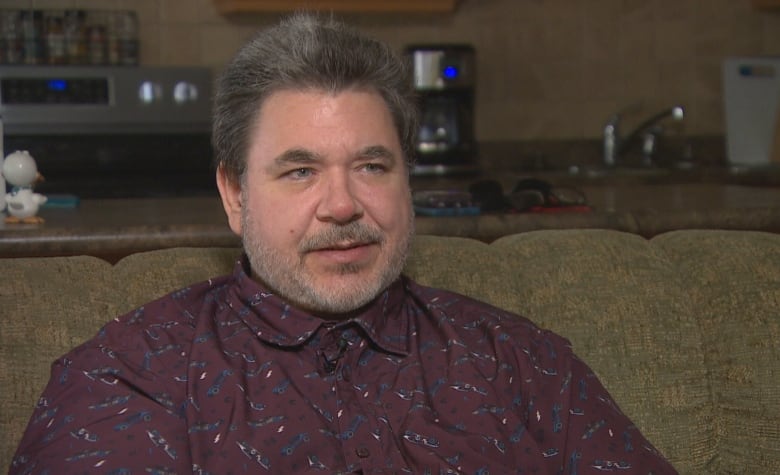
[{"x1": 212, "y1": 0, "x2": 458, "y2": 13}]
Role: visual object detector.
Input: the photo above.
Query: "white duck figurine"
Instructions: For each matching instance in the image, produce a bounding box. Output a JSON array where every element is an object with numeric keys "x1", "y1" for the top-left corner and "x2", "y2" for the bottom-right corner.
[{"x1": 3, "y1": 150, "x2": 47, "y2": 224}]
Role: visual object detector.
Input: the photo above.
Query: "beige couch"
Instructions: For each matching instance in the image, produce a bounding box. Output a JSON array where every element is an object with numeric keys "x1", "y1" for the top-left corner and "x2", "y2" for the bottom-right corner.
[{"x1": 2, "y1": 229, "x2": 779, "y2": 474}]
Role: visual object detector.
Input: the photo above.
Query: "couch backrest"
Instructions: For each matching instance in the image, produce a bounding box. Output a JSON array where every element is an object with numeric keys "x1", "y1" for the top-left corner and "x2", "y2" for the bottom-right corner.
[{"x1": 2, "y1": 229, "x2": 779, "y2": 474}]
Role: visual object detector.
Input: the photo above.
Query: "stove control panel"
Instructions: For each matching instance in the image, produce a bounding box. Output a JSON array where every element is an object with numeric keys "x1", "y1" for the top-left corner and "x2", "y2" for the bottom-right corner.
[
  {"x1": 1, "y1": 77, "x2": 110, "y2": 105},
  {"x1": 0, "y1": 66, "x2": 211, "y2": 134}
]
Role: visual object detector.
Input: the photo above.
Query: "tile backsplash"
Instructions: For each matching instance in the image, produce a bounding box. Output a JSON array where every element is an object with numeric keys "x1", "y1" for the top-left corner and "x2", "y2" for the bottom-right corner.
[{"x1": 4, "y1": 0, "x2": 779, "y2": 142}]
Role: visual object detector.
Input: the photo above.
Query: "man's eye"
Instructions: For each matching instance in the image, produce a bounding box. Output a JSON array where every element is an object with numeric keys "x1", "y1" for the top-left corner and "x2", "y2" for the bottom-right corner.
[
  {"x1": 287, "y1": 168, "x2": 312, "y2": 179},
  {"x1": 362, "y1": 162, "x2": 386, "y2": 173}
]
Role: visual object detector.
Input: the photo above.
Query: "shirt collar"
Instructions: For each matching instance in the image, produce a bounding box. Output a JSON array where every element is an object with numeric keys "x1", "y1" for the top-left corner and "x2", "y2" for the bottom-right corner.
[{"x1": 226, "y1": 256, "x2": 411, "y2": 356}]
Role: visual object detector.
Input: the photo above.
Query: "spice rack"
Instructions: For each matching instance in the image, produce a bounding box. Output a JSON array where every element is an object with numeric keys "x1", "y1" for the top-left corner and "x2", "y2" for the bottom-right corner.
[{"x1": 0, "y1": 9, "x2": 139, "y2": 66}]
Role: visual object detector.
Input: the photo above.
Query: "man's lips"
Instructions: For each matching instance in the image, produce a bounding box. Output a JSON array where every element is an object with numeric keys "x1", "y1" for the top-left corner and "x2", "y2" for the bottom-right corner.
[
  {"x1": 319, "y1": 241, "x2": 371, "y2": 251},
  {"x1": 308, "y1": 241, "x2": 377, "y2": 263}
]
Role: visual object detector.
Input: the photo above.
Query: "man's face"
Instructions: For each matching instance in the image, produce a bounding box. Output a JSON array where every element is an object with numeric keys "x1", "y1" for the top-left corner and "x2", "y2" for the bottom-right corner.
[{"x1": 217, "y1": 88, "x2": 414, "y2": 316}]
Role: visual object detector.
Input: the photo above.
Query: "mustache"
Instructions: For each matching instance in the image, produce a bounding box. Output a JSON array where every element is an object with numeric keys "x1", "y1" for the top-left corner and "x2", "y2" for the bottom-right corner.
[{"x1": 300, "y1": 222, "x2": 384, "y2": 253}]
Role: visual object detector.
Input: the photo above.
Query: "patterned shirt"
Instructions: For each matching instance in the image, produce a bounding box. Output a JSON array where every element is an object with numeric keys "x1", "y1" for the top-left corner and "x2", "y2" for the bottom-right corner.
[{"x1": 11, "y1": 257, "x2": 677, "y2": 474}]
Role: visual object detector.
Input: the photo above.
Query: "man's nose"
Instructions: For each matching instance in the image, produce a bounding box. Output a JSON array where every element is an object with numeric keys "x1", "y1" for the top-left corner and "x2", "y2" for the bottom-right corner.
[{"x1": 315, "y1": 173, "x2": 364, "y2": 224}]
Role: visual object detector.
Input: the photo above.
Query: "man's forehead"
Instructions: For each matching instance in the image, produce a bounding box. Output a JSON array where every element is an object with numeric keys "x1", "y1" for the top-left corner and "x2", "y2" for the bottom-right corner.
[
  {"x1": 247, "y1": 89, "x2": 404, "y2": 163},
  {"x1": 254, "y1": 86, "x2": 393, "y2": 121}
]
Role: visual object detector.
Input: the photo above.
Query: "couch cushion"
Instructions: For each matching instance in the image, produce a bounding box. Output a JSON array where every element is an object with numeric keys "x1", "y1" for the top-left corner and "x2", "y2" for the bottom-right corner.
[
  {"x1": 0, "y1": 255, "x2": 117, "y2": 468},
  {"x1": 654, "y1": 230, "x2": 780, "y2": 474},
  {"x1": 486, "y1": 229, "x2": 714, "y2": 473},
  {"x1": 404, "y1": 235, "x2": 518, "y2": 310},
  {"x1": 111, "y1": 246, "x2": 241, "y2": 312}
]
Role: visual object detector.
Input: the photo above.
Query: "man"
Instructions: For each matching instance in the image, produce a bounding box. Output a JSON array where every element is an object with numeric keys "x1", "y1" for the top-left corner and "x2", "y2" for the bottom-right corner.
[{"x1": 10, "y1": 14, "x2": 677, "y2": 474}]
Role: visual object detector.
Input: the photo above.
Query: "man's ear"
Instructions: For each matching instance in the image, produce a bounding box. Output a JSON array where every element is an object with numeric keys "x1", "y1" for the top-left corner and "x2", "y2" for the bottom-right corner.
[{"x1": 216, "y1": 165, "x2": 242, "y2": 236}]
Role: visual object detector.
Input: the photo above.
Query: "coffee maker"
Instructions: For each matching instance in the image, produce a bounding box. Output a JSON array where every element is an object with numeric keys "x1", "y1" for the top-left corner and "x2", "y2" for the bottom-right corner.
[{"x1": 406, "y1": 44, "x2": 476, "y2": 175}]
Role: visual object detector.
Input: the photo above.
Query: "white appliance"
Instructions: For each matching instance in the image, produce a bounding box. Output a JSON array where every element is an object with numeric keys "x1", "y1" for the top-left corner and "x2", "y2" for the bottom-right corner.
[{"x1": 723, "y1": 57, "x2": 780, "y2": 167}]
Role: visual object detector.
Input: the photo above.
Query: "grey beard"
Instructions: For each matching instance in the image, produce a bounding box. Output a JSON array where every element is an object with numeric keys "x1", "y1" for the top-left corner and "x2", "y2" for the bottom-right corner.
[{"x1": 241, "y1": 213, "x2": 413, "y2": 316}]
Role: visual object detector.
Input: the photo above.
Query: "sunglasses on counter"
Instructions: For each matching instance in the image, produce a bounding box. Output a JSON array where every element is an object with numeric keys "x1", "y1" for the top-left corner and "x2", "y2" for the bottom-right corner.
[{"x1": 469, "y1": 179, "x2": 590, "y2": 213}]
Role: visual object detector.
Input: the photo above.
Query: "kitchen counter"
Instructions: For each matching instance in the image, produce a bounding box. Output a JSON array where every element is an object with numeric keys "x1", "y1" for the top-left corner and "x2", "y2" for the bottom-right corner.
[{"x1": 2, "y1": 182, "x2": 779, "y2": 262}]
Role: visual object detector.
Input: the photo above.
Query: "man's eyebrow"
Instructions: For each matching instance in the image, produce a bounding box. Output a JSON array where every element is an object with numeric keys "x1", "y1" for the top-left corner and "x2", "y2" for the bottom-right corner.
[
  {"x1": 268, "y1": 145, "x2": 398, "y2": 170},
  {"x1": 271, "y1": 148, "x2": 322, "y2": 168},
  {"x1": 358, "y1": 145, "x2": 397, "y2": 164}
]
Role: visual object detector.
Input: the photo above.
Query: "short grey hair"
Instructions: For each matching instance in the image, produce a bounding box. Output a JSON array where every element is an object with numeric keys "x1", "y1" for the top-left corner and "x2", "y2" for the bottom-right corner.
[{"x1": 212, "y1": 13, "x2": 418, "y2": 183}]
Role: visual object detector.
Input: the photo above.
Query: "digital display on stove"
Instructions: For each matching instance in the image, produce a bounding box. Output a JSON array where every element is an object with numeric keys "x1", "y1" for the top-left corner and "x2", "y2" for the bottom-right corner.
[
  {"x1": 0, "y1": 77, "x2": 110, "y2": 105},
  {"x1": 47, "y1": 79, "x2": 67, "y2": 92}
]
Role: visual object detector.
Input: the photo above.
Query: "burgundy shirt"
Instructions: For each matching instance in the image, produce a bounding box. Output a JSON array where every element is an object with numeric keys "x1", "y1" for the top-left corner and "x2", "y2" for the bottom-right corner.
[{"x1": 11, "y1": 257, "x2": 677, "y2": 474}]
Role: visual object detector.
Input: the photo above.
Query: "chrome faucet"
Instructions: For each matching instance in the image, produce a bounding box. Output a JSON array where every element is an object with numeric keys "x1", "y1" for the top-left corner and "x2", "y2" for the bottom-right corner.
[{"x1": 603, "y1": 105, "x2": 684, "y2": 167}]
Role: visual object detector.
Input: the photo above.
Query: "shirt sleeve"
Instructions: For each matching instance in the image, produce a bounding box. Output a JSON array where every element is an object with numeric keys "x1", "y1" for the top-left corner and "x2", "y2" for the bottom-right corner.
[
  {"x1": 10, "y1": 334, "x2": 192, "y2": 474},
  {"x1": 526, "y1": 335, "x2": 679, "y2": 474}
]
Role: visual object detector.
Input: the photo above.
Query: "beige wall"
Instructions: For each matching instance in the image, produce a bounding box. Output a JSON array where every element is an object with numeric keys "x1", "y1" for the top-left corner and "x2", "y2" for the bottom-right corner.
[{"x1": 9, "y1": 0, "x2": 780, "y2": 141}]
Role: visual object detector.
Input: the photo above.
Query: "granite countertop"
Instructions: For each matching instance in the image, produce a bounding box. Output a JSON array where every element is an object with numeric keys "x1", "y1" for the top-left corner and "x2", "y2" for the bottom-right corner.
[{"x1": 2, "y1": 180, "x2": 779, "y2": 261}]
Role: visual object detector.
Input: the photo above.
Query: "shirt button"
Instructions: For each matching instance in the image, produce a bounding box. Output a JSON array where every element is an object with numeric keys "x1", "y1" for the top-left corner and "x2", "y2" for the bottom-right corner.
[{"x1": 356, "y1": 447, "x2": 370, "y2": 458}]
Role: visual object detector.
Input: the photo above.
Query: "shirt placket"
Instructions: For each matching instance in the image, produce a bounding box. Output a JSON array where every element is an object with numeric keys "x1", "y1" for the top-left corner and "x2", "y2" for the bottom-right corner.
[{"x1": 322, "y1": 325, "x2": 385, "y2": 472}]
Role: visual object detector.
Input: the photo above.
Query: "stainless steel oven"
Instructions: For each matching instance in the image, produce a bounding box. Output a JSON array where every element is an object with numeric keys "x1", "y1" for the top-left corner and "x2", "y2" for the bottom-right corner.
[{"x1": 0, "y1": 65, "x2": 213, "y2": 198}]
